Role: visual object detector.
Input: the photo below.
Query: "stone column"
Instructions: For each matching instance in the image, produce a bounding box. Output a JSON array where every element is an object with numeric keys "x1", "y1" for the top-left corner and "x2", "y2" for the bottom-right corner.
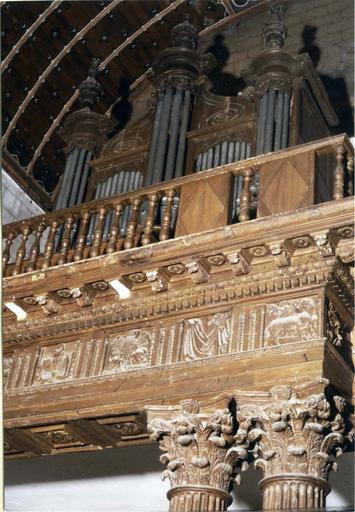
[
  {"x1": 235, "y1": 384, "x2": 348, "y2": 510},
  {"x1": 147, "y1": 398, "x2": 247, "y2": 512}
]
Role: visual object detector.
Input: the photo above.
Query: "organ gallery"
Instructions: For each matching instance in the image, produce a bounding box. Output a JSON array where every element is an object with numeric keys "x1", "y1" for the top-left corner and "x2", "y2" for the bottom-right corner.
[{"x1": 2, "y1": 1, "x2": 354, "y2": 510}]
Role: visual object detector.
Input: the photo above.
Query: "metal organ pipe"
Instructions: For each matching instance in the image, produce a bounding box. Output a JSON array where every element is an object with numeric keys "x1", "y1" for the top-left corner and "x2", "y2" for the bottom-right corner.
[
  {"x1": 281, "y1": 92, "x2": 290, "y2": 149},
  {"x1": 174, "y1": 89, "x2": 191, "y2": 179},
  {"x1": 68, "y1": 149, "x2": 86, "y2": 207},
  {"x1": 144, "y1": 93, "x2": 164, "y2": 186},
  {"x1": 152, "y1": 87, "x2": 174, "y2": 185},
  {"x1": 165, "y1": 88, "x2": 184, "y2": 181},
  {"x1": 76, "y1": 151, "x2": 92, "y2": 205},
  {"x1": 265, "y1": 88, "x2": 276, "y2": 153},
  {"x1": 55, "y1": 149, "x2": 75, "y2": 210}
]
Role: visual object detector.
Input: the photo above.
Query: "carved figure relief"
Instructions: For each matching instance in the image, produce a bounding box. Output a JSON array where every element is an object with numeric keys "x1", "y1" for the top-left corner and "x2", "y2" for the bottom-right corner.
[
  {"x1": 103, "y1": 330, "x2": 151, "y2": 374},
  {"x1": 182, "y1": 312, "x2": 231, "y2": 360},
  {"x1": 34, "y1": 343, "x2": 78, "y2": 385},
  {"x1": 264, "y1": 297, "x2": 319, "y2": 346}
]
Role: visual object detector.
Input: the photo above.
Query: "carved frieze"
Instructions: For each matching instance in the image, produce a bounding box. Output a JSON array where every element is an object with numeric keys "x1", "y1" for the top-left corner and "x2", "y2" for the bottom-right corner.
[
  {"x1": 264, "y1": 297, "x2": 319, "y2": 346},
  {"x1": 182, "y1": 312, "x2": 231, "y2": 361},
  {"x1": 33, "y1": 342, "x2": 79, "y2": 385},
  {"x1": 4, "y1": 292, "x2": 324, "y2": 393},
  {"x1": 102, "y1": 330, "x2": 152, "y2": 375}
]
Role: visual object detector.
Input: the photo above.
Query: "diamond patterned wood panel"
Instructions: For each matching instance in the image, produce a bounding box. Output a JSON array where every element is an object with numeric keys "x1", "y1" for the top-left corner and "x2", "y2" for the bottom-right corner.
[
  {"x1": 257, "y1": 152, "x2": 315, "y2": 217},
  {"x1": 175, "y1": 173, "x2": 232, "y2": 237}
]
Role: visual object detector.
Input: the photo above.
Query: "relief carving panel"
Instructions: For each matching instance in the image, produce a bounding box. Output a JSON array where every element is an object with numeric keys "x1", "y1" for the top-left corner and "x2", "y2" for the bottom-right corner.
[
  {"x1": 102, "y1": 330, "x2": 152, "y2": 375},
  {"x1": 33, "y1": 342, "x2": 79, "y2": 385},
  {"x1": 5, "y1": 296, "x2": 322, "y2": 392},
  {"x1": 264, "y1": 297, "x2": 319, "y2": 346},
  {"x1": 181, "y1": 312, "x2": 231, "y2": 361}
]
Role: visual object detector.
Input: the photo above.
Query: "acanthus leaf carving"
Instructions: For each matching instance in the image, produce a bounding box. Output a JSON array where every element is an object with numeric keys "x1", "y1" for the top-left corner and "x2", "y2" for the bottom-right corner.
[
  {"x1": 236, "y1": 385, "x2": 348, "y2": 484},
  {"x1": 147, "y1": 399, "x2": 248, "y2": 508}
]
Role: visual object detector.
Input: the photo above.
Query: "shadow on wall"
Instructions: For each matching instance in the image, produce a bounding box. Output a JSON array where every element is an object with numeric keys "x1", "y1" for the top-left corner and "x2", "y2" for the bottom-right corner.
[
  {"x1": 205, "y1": 34, "x2": 247, "y2": 96},
  {"x1": 109, "y1": 77, "x2": 133, "y2": 138},
  {"x1": 298, "y1": 24, "x2": 354, "y2": 137},
  {"x1": 231, "y1": 463, "x2": 263, "y2": 511},
  {"x1": 5, "y1": 444, "x2": 162, "y2": 485}
]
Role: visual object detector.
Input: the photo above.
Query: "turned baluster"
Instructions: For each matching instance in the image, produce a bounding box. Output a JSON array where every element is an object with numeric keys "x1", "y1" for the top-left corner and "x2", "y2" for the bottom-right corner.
[
  {"x1": 42, "y1": 219, "x2": 60, "y2": 269},
  {"x1": 12, "y1": 222, "x2": 31, "y2": 276},
  {"x1": 57, "y1": 214, "x2": 75, "y2": 265},
  {"x1": 333, "y1": 144, "x2": 345, "y2": 200},
  {"x1": 73, "y1": 209, "x2": 90, "y2": 261},
  {"x1": 238, "y1": 168, "x2": 254, "y2": 222},
  {"x1": 3, "y1": 230, "x2": 17, "y2": 272},
  {"x1": 159, "y1": 189, "x2": 175, "y2": 241},
  {"x1": 142, "y1": 193, "x2": 159, "y2": 246},
  {"x1": 90, "y1": 206, "x2": 107, "y2": 257},
  {"x1": 106, "y1": 203, "x2": 124, "y2": 253},
  {"x1": 124, "y1": 197, "x2": 142, "y2": 250},
  {"x1": 347, "y1": 155, "x2": 353, "y2": 196},
  {"x1": 26, "y1": 220, "x2": 46, "y2": 272}
]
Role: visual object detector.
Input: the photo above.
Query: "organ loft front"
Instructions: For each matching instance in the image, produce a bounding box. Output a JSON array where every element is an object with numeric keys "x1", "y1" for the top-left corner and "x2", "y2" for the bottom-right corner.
[{"x1": 2, "y1": 1, "x2": 354, "y2": 511}]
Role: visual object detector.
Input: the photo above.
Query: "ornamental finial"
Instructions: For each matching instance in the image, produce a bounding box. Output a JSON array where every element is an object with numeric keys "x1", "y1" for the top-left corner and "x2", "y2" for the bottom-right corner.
[{"x1": 263, "y1": 1, "x2": 287, "y2": 49}]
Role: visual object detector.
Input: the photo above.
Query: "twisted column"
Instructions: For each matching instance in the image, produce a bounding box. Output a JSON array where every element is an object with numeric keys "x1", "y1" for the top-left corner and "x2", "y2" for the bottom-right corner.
[
  {"x1": 147, "y1": 398, "x2": 248, "y2": 512},
  {"x1": 235, "y1": 384, "x2": 348, "y2": 510}
]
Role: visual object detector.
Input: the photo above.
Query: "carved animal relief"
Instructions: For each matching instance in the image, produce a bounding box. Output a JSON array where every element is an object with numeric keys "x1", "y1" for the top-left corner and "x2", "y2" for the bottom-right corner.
[{"x1": 264, "y1": 297, "x2": 319, "y2": 346}]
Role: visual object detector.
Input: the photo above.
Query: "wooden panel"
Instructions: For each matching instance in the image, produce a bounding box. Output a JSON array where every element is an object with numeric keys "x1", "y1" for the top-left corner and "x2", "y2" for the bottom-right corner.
[
  {"x1": 175, "y1": 172, "x2": 232, "y2": 237},
  {"x1": 257, "y1": 151, "x2": 315, "y2": 217}
]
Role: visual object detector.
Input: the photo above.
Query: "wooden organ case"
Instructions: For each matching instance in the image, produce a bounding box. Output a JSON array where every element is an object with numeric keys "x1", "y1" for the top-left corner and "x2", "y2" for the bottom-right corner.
[{"x1": 3, "y1": 4, "x2": 354, "y2": 512}]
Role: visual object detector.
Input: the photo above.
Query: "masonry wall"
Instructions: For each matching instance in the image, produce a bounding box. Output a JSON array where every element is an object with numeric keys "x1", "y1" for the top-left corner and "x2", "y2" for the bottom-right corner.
[
  {"x1": 2, "y1": 170, "x2": 44, "y2": 224},
  {"x1": 201, "y1": 0, "x2": 354, "y2": 134}
]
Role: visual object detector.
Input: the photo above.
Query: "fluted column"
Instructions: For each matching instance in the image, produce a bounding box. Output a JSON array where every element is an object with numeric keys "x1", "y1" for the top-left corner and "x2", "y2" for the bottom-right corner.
[
  {"x1": 235, "y1": 384, "x2": 348, "y2": 510},
  {"x1": 147, "y1": 398, "x2": 247, "y2": 512}
]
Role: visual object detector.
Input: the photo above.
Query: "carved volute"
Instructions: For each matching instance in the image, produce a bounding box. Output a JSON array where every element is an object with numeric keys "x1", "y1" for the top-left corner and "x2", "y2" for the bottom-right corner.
[
  {"x1": 147, "y1": 398, "x2": 248, "y2": 512},
  {"x1": 235, "y1": 384, "x2": 349, "y2": 510}
]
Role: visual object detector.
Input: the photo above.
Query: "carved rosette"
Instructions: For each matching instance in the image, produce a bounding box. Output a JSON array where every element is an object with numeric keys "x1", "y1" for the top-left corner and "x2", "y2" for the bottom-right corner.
[
  {"x1": 236, "y1": 385, "x2": 347, "y2": 510},
  {"x1": 147, "y1": 399, "x2": 247, "y2": 512}
]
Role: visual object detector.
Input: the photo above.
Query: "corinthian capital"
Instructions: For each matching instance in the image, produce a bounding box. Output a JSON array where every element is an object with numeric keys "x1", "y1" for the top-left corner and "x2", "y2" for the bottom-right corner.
[
  {"x1": 235, "y1": 384, "x2": 348, "y2": 510},
  {"x1": 146, "y1": 398, "x2": 248, "y2": 512}
]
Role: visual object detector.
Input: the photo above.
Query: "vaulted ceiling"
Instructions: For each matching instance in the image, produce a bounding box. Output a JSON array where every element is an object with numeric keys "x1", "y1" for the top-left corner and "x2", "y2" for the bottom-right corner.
[{"x1": 1, "y1": 0, "x2": 267, "y2": 210}]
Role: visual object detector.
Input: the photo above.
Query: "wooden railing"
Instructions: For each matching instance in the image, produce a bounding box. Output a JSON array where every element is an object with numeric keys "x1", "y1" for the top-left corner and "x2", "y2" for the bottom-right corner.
[{"x1": 3, "y1": 135, "x2": 353, "y2": 277}]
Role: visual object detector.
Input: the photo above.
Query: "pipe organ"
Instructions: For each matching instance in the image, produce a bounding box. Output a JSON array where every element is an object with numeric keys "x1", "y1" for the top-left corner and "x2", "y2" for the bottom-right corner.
[{"x1": 3, "y1": 4, "x2": 353, "y2": 512}]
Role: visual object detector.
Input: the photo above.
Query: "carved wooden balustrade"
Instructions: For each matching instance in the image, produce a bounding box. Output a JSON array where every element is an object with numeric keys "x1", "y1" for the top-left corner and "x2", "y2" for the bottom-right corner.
[{"x1": 3, "y1": 134, "x2": 353, "y2": 278}]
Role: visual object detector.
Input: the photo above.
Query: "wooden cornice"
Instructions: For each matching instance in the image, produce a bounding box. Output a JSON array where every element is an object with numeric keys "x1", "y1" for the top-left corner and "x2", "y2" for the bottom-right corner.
[{"x1": 2, "y1": 148, "x2": 53, "y2": 211}]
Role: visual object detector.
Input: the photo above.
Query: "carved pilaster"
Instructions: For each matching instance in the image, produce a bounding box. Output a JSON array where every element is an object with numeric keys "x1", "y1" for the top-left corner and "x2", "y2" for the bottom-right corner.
[
  {"x1": 147, "y1": 398, "x2": 247, "y2": 512},
  {"x1": 236, "y1": 384, "x2": 348, "y2": 510}
]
